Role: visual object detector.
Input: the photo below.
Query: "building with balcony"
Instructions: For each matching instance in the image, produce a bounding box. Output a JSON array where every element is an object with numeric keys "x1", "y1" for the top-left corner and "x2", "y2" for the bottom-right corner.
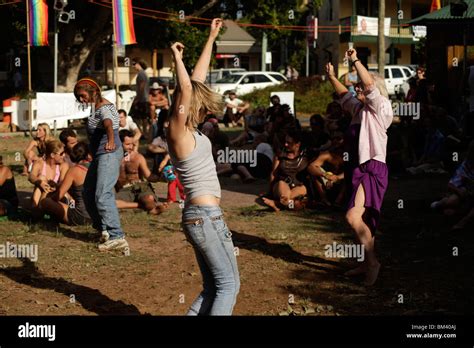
[{"x1": 314, "y1": 0, "x2": 433, "y2": 77}]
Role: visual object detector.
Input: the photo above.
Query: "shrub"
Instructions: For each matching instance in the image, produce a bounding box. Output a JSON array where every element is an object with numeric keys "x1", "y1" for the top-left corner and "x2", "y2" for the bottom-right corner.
[{"x1": 239, "y1": 76, "x2": 334, "y2": 115}]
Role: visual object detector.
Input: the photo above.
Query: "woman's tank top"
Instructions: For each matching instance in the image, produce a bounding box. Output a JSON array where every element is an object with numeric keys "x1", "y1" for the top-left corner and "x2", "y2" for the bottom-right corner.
[{"x1": 169, "y1": 130, "x2": 221, "y2": 201}]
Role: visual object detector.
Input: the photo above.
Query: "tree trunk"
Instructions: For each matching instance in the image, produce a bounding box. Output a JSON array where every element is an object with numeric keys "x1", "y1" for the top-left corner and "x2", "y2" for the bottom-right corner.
[
  {"x1": 55, "y1": 4, "x2": 112, "y2": 92},
  {"x1": 378, "y1": 0, "x2": 385, "y2": 75}
]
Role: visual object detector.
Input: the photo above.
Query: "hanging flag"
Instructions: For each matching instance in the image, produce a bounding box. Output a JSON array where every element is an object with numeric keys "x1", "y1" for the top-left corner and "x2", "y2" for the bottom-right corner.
[
  {"x1": 113, "y1": 0, "x2": 137, "y2": 45},
  {"x1": 29, "y1": 0, "x2": 49, "y2": 46},
  {"x1": 430, "y1": 0, "x2": 441, "y2": 12}
]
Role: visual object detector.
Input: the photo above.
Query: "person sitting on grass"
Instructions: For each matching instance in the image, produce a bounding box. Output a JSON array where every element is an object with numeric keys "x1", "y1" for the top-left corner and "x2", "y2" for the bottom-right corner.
[
  {"x1": 0, "y1": 155, "x2": 19, "y2": 217},
  {"x1": 217, "y1": 133, "x2": 274, "y2": 183},
  {"x1": 303, "y1": 114, "x2": 331, "y2": 161},
  {"x1": 223, "y1": 90, "x2": 250, "y2": 127},
  {"x1": 229, "y1": 106, "x2": 267, "y2": 147},
  {"x1": 431, "y1": 140, "x2": 474, "y2": 232},
  {"x1": 308, "y1": 131, "x2": 346, "y2": 208},
  {"x1": 406, "y1": 116, "x2": 446, "y2": 175},
  {"x1": 118, "y1": 109, "x2": 142, "y2": 149},
  {"x1": 263, "y1": 130, "x2": 318, "y2": 211},
  {"x1": 28, "y1": 139, "x2": 69, "y2": 217},
  {"x1": 59, "y1": 128, "x2": 78, "y2": 166},
  {"x1": 23, "y1": 122, "x2": 53, "y2": 175},
  {"x1": 40, "y1": 142, "x2": 93, "y2": 226},
  {"x1": 115, "y1": 130, "x2": 168, "y2": 215}
]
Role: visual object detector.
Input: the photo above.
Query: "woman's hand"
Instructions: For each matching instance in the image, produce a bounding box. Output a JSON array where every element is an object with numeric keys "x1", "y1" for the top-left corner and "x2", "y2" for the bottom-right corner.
[
  {"x1": 209, "y1": 18, "x2": 223, "y2": 40},
  {"x1": 346, "y1": 48, "x2": 358, "y2": 62},
  {"x1": 326, "y1": 63, "x2": 336, "y2": 78},
  {"x1": 171, "y1": 42, "x2": 185, "y2": 60},
  {"x1": 38, "y1": 180, "x2": 50, "y2": 193}
]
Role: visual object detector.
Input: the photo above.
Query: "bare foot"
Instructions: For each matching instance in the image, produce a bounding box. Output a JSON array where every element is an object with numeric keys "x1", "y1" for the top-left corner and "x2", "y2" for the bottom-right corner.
[
  {"x1": 363, "y1": 262, "x2": 381, "y2": 286},
  {"x1": 243, "y1": 176, "x2": 256, "y2": 184},
  {"x1": 262, "y1": 197, "x2": 280, "y2": 212},
  {"x1": 344, "y1": 264, "x2": 367, "y2": 277},
  {"x1": 149, "y1": 202, "x2": 169, "y2": 215}
]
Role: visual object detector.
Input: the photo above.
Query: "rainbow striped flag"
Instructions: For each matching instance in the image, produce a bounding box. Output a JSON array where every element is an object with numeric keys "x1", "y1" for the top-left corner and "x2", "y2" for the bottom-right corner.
[
  {"x1": 430, "y1": 0, "x2": 441, "y2": 12},
  {"x1": 29, "y1": 0, "x2": 49, "y2": 46},
  {"x1": 113, "y1": 0, "x2": 137, "y2": 45}
]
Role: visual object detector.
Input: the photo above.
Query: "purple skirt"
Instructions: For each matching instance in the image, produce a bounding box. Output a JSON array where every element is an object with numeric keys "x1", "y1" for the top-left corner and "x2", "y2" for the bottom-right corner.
[{"x1": 347, "y1": 159, "x2": 388, "y2": 234}]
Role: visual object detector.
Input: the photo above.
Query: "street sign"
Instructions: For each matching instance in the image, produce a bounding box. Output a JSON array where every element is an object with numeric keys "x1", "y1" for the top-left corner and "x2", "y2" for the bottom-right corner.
[
  {"x1": 307, "y1": 16, "x2": 318, "y2": 44},
  {"x1": 265, "y1": 52, "x2": 272, "y2": 64}
]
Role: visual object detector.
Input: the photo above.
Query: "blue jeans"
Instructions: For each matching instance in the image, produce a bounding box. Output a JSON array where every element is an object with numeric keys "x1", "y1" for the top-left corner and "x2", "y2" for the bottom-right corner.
[
  {"x1": 182, "y1": 204, "x2": 240, "y2": 315},
  {"x1": 83, "y1": 147, "x2": 124, "y2": 239}
]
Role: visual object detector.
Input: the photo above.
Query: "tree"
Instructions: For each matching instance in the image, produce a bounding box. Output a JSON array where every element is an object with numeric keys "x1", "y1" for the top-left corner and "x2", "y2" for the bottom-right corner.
[{"x1": 378, "y1": 0, "x2": 385, "y2": 75}]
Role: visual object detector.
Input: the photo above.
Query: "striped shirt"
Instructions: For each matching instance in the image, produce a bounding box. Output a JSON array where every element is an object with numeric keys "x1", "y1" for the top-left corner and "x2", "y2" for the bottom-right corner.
[{"x1": 87, "y1": 103, "x2": 122, "y2": 156}]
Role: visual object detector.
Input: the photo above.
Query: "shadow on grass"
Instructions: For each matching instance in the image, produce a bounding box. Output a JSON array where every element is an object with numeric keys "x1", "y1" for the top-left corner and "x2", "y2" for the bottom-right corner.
[
  {"x1": 231, "y1": 230, "x2": 344, "y2": 273},
  {"x1": 0, "y1": 258, "x2": 141, "y2": 315},
  {"x1": 7, "y1": 207, "x2": 97, "y2": 244}
]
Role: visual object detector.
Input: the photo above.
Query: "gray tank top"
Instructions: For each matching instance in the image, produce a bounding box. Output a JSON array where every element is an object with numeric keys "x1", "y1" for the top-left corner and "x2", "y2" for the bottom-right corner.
[{"x1": 169, "y1": 130, "x2": 221, "y2": 201}]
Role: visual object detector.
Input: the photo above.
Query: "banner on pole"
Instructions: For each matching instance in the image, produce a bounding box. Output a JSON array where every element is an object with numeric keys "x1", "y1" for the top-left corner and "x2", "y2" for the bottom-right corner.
[
  {"x1": 113, "y1": 0, "x2": 137, "y2": 45},
  {"x1": 29, "y1": 0, "x2": 49, "y2": 46}
]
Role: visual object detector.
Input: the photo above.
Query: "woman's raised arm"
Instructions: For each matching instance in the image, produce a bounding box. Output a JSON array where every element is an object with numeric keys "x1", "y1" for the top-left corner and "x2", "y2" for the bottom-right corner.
[
  {"x1": 191, "y1": 18, "x2": 223, "y2": 83},
  {"x1": 169, "y1": 42, "x2": 192, "y2": 132}
]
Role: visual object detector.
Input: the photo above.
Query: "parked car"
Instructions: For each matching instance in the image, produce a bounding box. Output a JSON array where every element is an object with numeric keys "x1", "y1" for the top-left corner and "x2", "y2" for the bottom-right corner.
[
  {"x1": 206, "y1": 68, "x2": 246, "y2": 85},
  {"x1": 211, "y1": 71, "x2": 287, "y2": 95},
  {"x1": 368, "y1": 65, "x2": 415, "y2": 96}
]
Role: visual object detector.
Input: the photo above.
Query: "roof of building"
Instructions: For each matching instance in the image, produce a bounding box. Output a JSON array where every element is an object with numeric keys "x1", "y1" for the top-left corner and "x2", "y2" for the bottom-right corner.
[
  {"x1": 410, "y1": 0, "x2": 474, "y2": 23},
  {"x1": 219, "y1": 20, "x2": 256, "y2": 42}
]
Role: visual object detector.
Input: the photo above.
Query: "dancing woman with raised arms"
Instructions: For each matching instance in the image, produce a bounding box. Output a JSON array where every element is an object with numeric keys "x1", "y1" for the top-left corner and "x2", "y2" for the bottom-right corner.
[
  {"x1": 167, "y1": 18, "x2": 240, "y2": 315},
  {"x1": 326, "y1": 49, "x2": 393, "y2": 286}
]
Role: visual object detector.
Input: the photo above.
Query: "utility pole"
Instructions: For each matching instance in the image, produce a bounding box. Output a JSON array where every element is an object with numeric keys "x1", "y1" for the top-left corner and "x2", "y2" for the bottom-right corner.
[
  {"x1": 378, "y1": 0, "x2": 385, "y2": 75},
  {"x1": 261, "y1": 32, "x2": 267, "y2": 71}
]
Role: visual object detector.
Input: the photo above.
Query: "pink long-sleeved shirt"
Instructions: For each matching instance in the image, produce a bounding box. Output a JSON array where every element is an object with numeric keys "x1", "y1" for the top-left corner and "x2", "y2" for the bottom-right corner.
[{"x1": 340, "y1": 84, "x2": 393, "y2": 165}]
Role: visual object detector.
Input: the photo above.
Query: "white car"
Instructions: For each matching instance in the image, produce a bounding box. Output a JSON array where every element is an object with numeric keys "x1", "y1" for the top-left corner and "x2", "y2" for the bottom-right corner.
[
  {"x1": 369, "y1": 65, "x2": 415, "y2": 96},
  {"x1": 206, "y1": 68, "x2": 246, "y2": 85},
  {"x1": 211, "y1": 71, "x2": 287, "y2": 95}
]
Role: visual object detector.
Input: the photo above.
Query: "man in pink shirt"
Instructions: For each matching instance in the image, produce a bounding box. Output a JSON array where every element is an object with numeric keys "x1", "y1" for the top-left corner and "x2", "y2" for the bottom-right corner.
[{"x1": 326, "y1": 48, "x2": 393, "y2": 286}]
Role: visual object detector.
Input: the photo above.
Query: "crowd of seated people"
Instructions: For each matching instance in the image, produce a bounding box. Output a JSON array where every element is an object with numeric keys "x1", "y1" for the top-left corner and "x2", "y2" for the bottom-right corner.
[{"x1": 2, "y1": 64, "x2": 472, "y2": 233}]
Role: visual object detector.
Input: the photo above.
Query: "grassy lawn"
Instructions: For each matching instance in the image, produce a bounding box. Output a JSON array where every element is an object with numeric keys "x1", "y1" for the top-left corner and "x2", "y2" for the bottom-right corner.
[{"x1": 0, "y1": 131, "x2": 472, "y2": 315}]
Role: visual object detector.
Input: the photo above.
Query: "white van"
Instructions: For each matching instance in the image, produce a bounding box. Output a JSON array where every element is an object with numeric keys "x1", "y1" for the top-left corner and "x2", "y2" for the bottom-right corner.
[{"x1": 369, "y1": 65, "x2": 415, "y2": 96}]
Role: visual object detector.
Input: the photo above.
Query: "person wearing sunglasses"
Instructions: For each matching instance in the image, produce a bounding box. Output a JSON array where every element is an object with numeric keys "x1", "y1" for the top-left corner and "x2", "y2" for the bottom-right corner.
[{"x1": 28, "y1": 139, "x2": 69, "y2": 218}]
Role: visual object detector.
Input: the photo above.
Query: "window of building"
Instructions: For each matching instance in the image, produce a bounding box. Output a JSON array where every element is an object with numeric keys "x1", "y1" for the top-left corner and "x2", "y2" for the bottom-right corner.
[
  {"x1": 356, "y1": 0, "x2": 369, "y2": 16},
  {"x1": 240, "y1": 55, "x2": 250, "y2": 70}
]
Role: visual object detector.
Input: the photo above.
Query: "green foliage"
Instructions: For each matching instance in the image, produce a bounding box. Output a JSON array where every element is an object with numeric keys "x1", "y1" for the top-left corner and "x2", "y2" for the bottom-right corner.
[{"x1": 239, "y1": 77, "x2": 333, "y2": 115}]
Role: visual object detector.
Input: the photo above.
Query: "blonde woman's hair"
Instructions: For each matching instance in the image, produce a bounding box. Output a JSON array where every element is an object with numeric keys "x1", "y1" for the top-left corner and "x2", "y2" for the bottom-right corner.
[
  {"x1": 37, "y1": 123, "x2": 52, "y2": 139},
  {"x1": 44, "y1": 139, "x2": 64, "y2": 158},
  {"x1": 370, "y1": 73, "x2": 389, "y2": 99},
  {"x1": 186, "y1": 80, "x2": 224, "y2": 129},
  {"x1": 36, "y1": 123, "x2": 53, "y2": 155}
]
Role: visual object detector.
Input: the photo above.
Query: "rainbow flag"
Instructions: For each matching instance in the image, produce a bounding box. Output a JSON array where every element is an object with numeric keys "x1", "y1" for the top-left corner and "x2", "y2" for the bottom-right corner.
[
  {"x1": 430, "y1": 0, "x2": 441, "y2": 12},
  {"x1": 113, "y1": 0, "x2": 137, "y2": 45},
  {"x1": 28, "y1": 0, "x2": 49, "y2": 46}
]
